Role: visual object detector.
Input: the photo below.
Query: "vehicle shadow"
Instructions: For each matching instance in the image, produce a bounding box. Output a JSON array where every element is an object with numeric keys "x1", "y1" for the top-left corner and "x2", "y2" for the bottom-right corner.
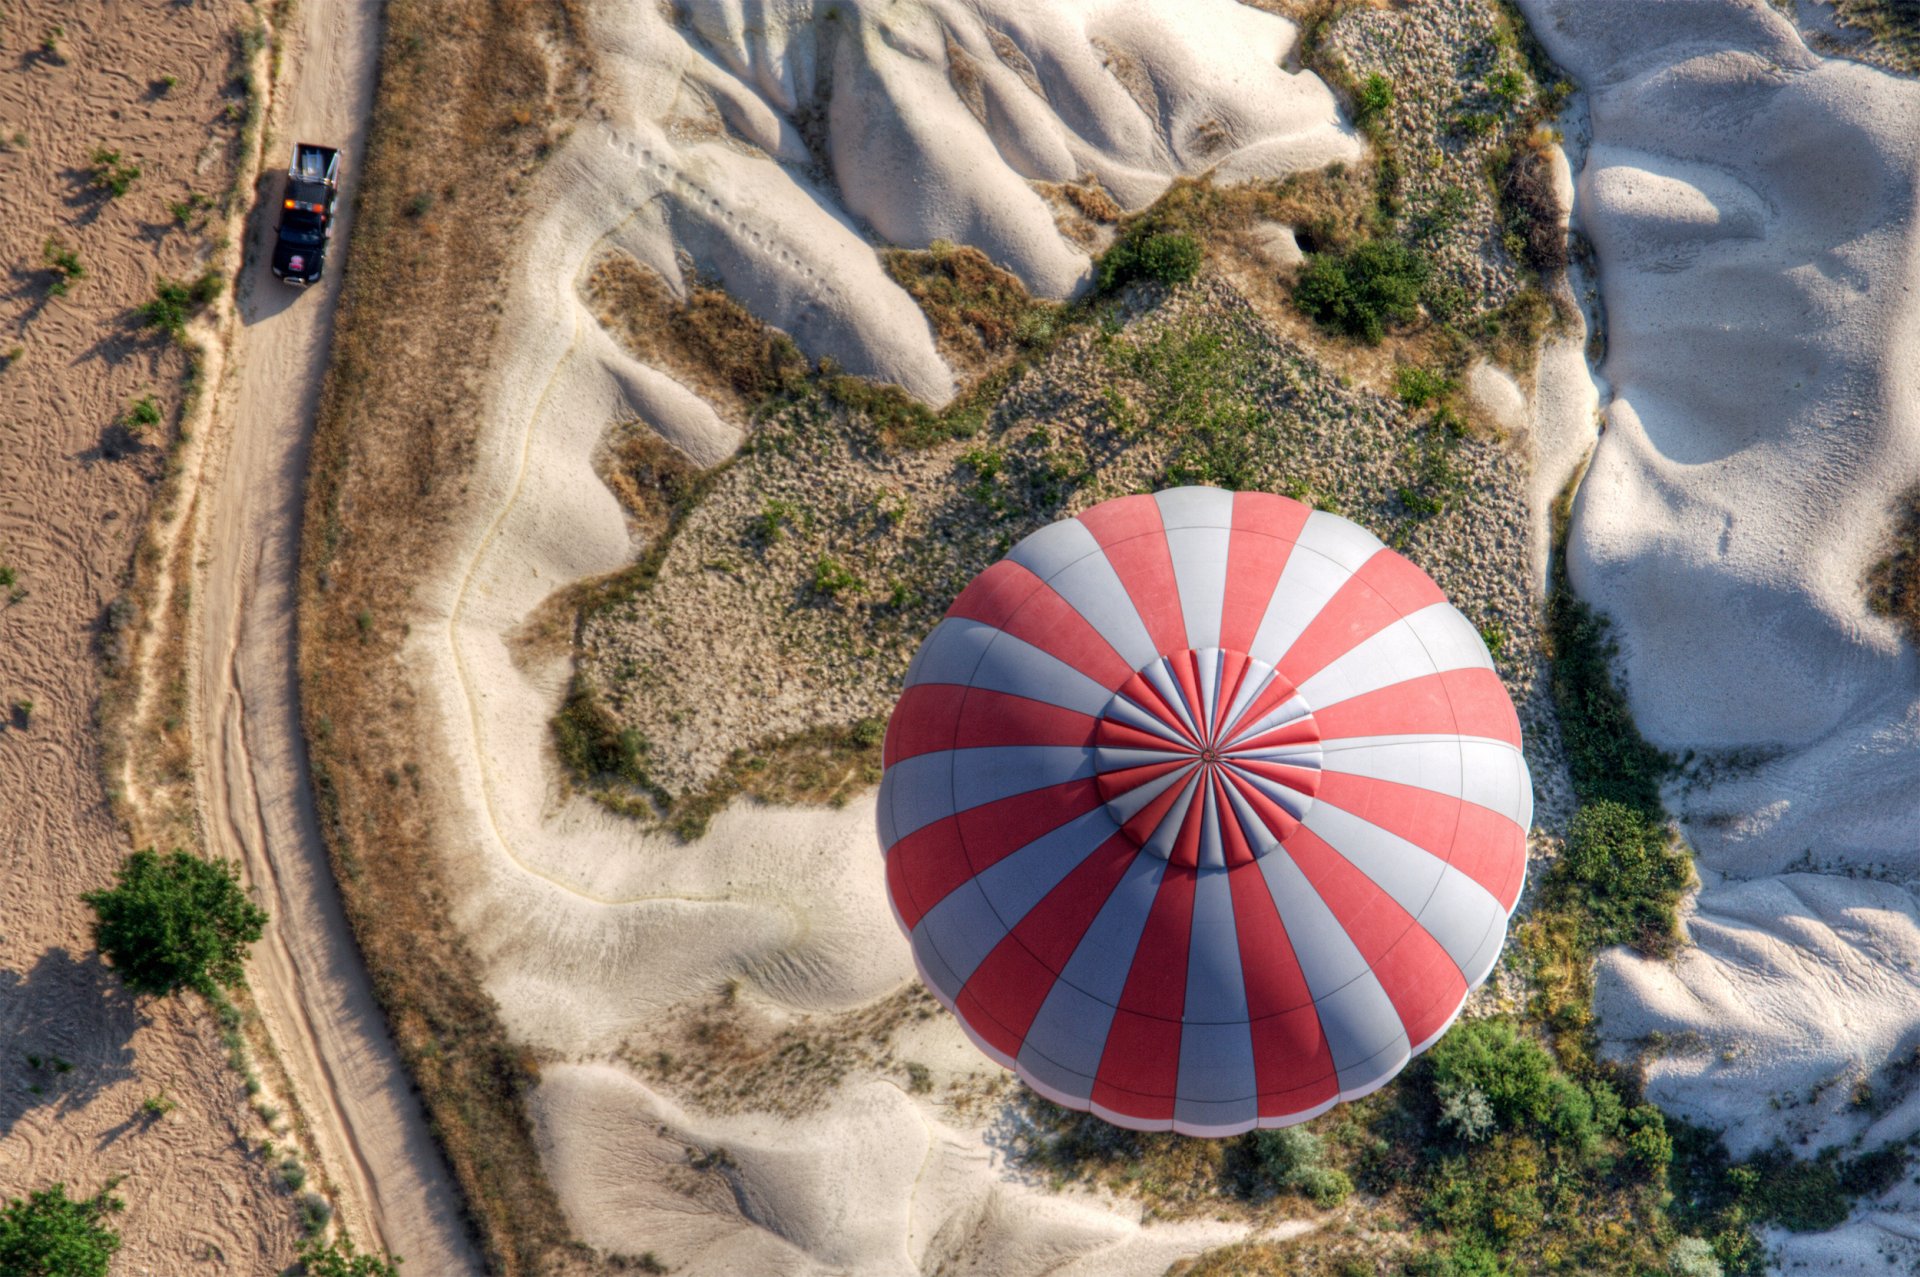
[{"x1": 0, "y1": 947, "x2": 141, "y2": 1140}]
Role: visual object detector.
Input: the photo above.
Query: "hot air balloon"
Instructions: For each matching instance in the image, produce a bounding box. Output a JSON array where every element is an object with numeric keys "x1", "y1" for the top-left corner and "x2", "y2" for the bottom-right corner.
[{"x1": 878, "y1": 487, "x2": 1530, "y2": 1135}]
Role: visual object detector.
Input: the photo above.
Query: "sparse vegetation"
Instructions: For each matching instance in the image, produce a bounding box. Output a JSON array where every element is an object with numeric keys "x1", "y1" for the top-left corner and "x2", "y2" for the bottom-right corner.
[
  {"x1": 139, "y1": 1091, "x2": 176, "y2": 1119},
  {"x1": 136, "y1": 271, "x2": 225, "y2": 341},
  {"x1": 1545, "y1": 572, "x2": 1672, "y2": 815},
  {"x1": 1498, "y1": 141, "x2": 1567, "y2": 272},
  {"x1": 883, "y1": 240, "x2": 1057, "y2": 374},
  {"x1": 810, "y1": 554, "x2": 859, "y2": 598},
  {"x1": 1354, "y1": 71, "x2": 1395, "y2": 126},
  {"x1": 82, "y1": 848, "x2": 267, "y2": 998},
  {"x1": 1825, "y1": 0, "x2": 1920, "y2": 73},
  {"x1": 552, "y1": 675, "x2": 656, "y2": 793},
  {"x1": 167, "y1": 192, "x2": 212, "y2": 225},
  {"x1": 42, "y1": 239, "x2": 85, "y2": 297},
  {"x1": 297, "y1": 1236, "x2": 402, "y2": 1277},
  {"x1": 123, "y1": 395, "x2": 163, "y2": 434},
  {"x1": 87, "y1": 147, "x2": 142, "y2": 197},
  {"x1": 0, "y1": 1183, "x2": 122, "y2": 1277}
]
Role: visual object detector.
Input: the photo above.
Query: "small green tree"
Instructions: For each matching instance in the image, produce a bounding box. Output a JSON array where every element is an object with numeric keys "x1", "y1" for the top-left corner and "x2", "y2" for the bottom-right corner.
[
  {"x1": 0, "y1": 1184, "x2": 123, "y2": 1277},
  {"x1": 83, "y1": 849, "x2": 267, "y2": 997},
  {"x1": 299, "y1": 1235, "x2": 402, "y2": 1277}
]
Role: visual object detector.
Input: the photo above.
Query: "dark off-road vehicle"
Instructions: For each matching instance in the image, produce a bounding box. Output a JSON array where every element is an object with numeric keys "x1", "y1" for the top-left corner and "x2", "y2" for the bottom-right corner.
[{"x1": 271, "y1": 142, "x2": 339, "y2": 286}]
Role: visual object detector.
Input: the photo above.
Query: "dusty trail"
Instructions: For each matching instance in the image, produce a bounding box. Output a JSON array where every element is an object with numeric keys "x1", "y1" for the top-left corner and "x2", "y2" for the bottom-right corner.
[{"x1": 190, "y1": 0, "x2": 478, "y2": 1269}]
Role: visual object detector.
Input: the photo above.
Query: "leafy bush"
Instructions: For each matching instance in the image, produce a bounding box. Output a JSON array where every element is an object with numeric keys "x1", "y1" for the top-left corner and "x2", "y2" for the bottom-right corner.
[
  {"x1": 1245, "y1": 1127, "x2": 1352, "y2": 1208},
  {"x1": 1354, "y1": 72, "x2": 1394, "y2": 125},
  {"x1": 1406, "y1": 1242, "x2": 1507, "y2": 1277},
  {"x1": 1395, "y1": 365, "x2": 1456, "y2": 410},
  {"x1": 1436, "y1": 1080, "x2": 1495, "y2": 1143},
  {"x1": 1293, "y1": 239, "x2": 1429, "y2": 343},
  {"x1": 136, "y1": 271, "x2": 224, "y2": 340},
  {"x1": 1624, "y1": 1104, "x2": 1674, "y2": 1175},
  {"x1": 1096, "y1": 230, "x2": 1203, "y2": 292},
  {"x1": 83, "y1": 849, "x2": 268, "y2": 997},
  {"x1": 1426, "y1": 1019, "x2": 1595, "y2": 1151},
  {"x1": 1550, "y1": 800, "x2": 1692, "y2": 954},
  {"x1": 0, "y1": 1183, "x2": 123, "y2": 1277}
]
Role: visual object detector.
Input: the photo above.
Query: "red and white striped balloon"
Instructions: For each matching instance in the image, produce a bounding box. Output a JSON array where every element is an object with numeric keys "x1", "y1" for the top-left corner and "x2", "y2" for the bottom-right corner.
[{"x1": 879, "y1": 487, "x2": 1530, "y2": 1135}]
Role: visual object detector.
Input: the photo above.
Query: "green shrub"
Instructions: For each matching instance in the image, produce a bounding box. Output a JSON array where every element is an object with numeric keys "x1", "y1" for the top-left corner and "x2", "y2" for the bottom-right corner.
[
  {"x1": 137, "y1": 271, "x2": 225, "y2": 340},
  {"x1": 83, "y1": 849, "x2": 267, "y2": 998},
  {"x1": 298, "y1": 1236, "x2": 402, "y2": 1277},
  {"x1": 1244, "y1": 1127, "x2": 1352, "y2": 1207},
  {"x1": 0, "y1": 1183, "x2": 122, "y2": 1277},
  {"x1": 1354, "y1": 72, "x2": 1394, "y2": 125},
  {"x1": 1551, "y1": 800, "x2": 1691, "y2": 954},
  {"x1": 1426, "y1": 1019, "x2": 1594, "y2": 1150},
  {"x1": 811, "y1": 555, "x2": 859, "y2": 597},
  {"x1": 1097, "y1": 230, "x2": 1203, "y2": 292},
  {"x1": 1436, "y1": 1080, "x2": 1495, "y2": 1142},
  {"x1": 42, "y1": 239, "x2": 84, "y2": 296},
  {"x1": 87, "y1": 148, "x2": 141, "y2": 197},
  {"x1": 1394, "y1": 365, "x2": 1456, "y2": 410},
  {"x1": 123, "y1": 395, "x2": 162, "y2": 433},
  {"x1": 552, "y1": 676, "x2": 651, "y2": 788},
  {"x1": 1667, "y1": 1237, "x2": 1722, "y2": 1277},
  {"x1": 1294, "y1": 239, "x2": 1430, "y2": 343},
  {"x1": 1406, "y1": 1242, "x2": 1507, "y2": 1277},
  {"x1": 1624, "y1": 1105, "x2": 1674, "y2": 1176}
]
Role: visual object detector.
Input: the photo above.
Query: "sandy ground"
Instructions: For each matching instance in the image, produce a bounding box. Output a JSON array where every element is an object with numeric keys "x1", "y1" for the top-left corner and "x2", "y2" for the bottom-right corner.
[
  {"x1": 0, "y1": 2, "x2": 303, "y2": 1270},
  {"x1": 1519, "y1": 0, "x2": 1920, "y2": 1267},
  {"x1": 394, "y1": 2, "x2": 1366, "y2": 1269},
  {"x1": 173, "y1": 0, "x2": 481, "y2": 1269}
]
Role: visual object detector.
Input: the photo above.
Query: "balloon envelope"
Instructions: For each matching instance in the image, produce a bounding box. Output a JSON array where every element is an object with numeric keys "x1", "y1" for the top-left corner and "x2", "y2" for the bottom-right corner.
[{"x1": 879, "y1": 487, "x2": 1531, "y2": 1135}]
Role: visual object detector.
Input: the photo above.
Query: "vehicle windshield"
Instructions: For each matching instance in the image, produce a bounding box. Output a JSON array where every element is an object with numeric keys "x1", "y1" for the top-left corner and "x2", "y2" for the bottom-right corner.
[{"x1": 279, "y1": 212, "x2": 324, "y2": 245}]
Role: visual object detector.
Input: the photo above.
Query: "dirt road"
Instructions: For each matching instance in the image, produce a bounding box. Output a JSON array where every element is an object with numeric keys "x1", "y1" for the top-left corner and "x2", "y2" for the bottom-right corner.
[{"x1": 191, "y1": 0, "x2": 478, "y2": 1269}]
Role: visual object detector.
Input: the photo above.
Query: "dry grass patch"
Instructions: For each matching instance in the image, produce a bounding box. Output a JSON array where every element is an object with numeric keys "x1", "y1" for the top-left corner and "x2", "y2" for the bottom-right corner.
[
  {"x1": 585, "y1": 255, "x2": 809, "y2": 423},
  {"x1": 1866, "y1": 482, "x2": 1920, "y2": 645},
  {"x1": 298, "y1": 0, "x2": 595, "y2": 1273},
  {"x1": 618, "y1": 985, "x2": 940, "y2": 1117},
  {"x1": 881, "y1": 241, "x2": 1059, "y2": 378}
]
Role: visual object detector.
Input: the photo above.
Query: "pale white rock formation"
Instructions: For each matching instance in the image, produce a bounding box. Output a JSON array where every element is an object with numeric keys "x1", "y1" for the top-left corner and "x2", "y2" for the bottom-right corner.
[{"x1": 1522, "y1": 0, "x2": 1920, "y2": 1264}]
